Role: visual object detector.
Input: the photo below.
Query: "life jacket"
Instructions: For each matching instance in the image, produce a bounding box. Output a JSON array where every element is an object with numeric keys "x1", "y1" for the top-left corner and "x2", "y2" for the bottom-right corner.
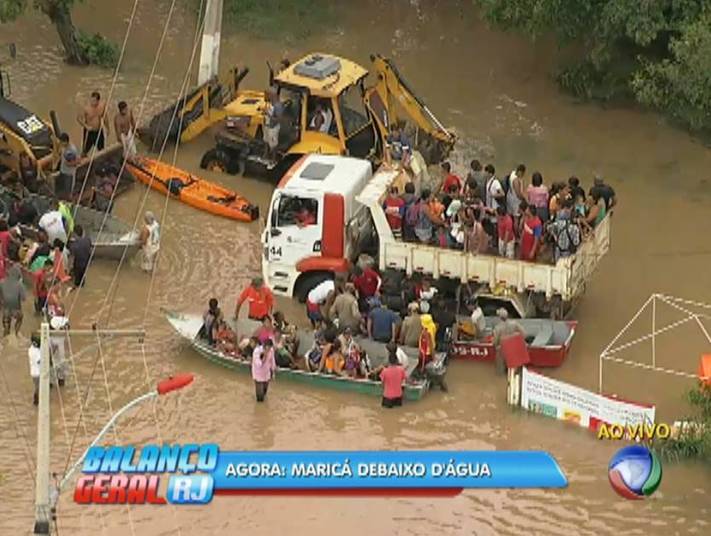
[
  {"x1": 418, "y1": 327, "x2": 434, "y2": 370},
  {"x1": 58, "y1": 202, "x2": 74, "y2": 235}
]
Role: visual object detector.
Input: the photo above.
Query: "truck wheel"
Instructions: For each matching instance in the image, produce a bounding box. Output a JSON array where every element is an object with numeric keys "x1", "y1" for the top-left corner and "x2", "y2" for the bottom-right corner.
[
  {"x1": 294, "y1": 272, "x2": 332, "y2": 304},
  {"x1": 200, "y1": 149, "x2": 239, "y2": 174}
]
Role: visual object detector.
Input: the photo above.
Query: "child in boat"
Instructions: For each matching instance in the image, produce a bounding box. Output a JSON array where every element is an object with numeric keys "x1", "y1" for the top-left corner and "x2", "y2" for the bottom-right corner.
[
  {"x1": 320, "y1": 339, "x2": 346, "y2": 376},
  {"x1": 253, "y1": 315, "x2": 276, "y2": 344},
  {"x1": 339, "y1": 328, "x2": 364, "y2": 378},
  {"x1": 215, "y1": 320, "x2": 238, "y2": 356},
  {"x1": 238, "y1": 336, "x2": 259, "y2": 360}
]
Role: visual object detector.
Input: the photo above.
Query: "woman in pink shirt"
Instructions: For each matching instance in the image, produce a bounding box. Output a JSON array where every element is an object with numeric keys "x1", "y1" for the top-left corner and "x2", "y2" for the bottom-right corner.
[
  {"x1": 251, "y1": 339, "x2": 276, "y2": 402},
  {"x1": 526, "y1": 171, "x2": 549, "y2": 223},
  {"x1": 380, "y1": 350, "x2": 407, "y2": 408}
]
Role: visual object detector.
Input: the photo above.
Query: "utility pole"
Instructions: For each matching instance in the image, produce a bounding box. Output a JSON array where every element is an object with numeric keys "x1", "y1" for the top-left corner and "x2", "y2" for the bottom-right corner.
[
  {"x1": 197, "y1": 0, "x2": 223, "y2": 85},
  {"x1": 32, "y1": 324, "x2": 146, "y2": 535},
  {"x1": 33, "y1": 323, "x2": 51, "y2": 535}
]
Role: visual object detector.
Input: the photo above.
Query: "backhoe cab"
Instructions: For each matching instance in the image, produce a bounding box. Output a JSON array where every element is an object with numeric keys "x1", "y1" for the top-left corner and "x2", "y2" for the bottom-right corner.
[{"x1": 139, "y1": 52, "x2": 456, "y2": 181}]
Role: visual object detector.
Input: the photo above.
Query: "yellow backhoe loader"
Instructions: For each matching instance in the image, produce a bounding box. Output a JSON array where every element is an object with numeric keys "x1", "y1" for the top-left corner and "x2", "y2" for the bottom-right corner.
[
  {"x1": 138, "y1": 53, "x2": 456, "y2": 180},
  {"x1": 0, "y1": 61, "x2": 132, "y2": 200}
]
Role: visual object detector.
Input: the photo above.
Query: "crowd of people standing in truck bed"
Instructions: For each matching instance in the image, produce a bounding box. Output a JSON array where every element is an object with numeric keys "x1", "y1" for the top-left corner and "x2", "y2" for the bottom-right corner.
[{"x1": 382, "y1": 160, "x2": 617, "y2": 264}]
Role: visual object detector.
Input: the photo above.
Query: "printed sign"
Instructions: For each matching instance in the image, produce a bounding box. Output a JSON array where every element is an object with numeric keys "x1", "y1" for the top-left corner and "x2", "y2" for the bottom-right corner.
[
  {"x1": 520, "y1": 367, "x2": 655, "y2": 432},
  {"x1": 16, "y1": 115, "x2": 45, "y2": 136}
]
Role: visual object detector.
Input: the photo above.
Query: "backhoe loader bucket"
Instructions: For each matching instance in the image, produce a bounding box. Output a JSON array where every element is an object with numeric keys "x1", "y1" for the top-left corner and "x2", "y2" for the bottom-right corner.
[{"x1": 137, "y1": 80, "x2": 227, "y2": 151}]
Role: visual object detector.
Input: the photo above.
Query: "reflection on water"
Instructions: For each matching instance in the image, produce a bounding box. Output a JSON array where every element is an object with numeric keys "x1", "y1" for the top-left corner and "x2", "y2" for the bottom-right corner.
[{"x1": 1, "y1": 0, "x2": 710, "y2": 534}]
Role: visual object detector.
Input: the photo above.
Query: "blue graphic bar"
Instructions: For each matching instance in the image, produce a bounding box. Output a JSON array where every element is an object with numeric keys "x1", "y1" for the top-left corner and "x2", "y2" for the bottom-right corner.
[{"x1": 211, "y1": 451, "x2": 567, "y2": 490}]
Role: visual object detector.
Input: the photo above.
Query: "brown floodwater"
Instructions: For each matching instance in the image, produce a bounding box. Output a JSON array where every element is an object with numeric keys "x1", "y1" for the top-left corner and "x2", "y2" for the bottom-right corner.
[{"x1": 1, "y1": 0, "x2": 710, "y2": 534}]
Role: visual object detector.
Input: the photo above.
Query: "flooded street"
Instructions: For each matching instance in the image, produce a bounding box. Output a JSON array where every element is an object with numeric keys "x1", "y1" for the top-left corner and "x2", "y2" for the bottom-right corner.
[{"x1": 1, "y1": 0, "x2": 710, "y2": 534}]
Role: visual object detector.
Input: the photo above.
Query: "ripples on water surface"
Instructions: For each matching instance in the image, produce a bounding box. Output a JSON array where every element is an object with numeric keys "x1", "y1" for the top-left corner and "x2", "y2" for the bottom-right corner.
[{"x1": 1, "y1": 0, "x2": 710, "y2": 534}]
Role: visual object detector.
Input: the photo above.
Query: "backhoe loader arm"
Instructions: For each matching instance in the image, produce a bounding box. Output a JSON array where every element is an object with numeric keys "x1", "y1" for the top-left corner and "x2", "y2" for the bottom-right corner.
[{"x1": 368, "y1": 54, "x2": 455, "y2": 146}]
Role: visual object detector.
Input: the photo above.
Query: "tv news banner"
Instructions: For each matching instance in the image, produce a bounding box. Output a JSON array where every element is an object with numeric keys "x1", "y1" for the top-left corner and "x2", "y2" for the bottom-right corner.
[{"x1": 74, "y1": 445, "x2": 567, "y2": 504}]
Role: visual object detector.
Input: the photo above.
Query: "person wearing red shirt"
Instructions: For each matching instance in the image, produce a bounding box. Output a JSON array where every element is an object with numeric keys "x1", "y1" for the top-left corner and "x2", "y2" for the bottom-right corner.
[
  {"x1": 383, "y1": 187, "x2": 405, "y2": 235},
  {"x1": 0, "y1": 219, "x2": 13, "y2": 258},
  {"x1": 440, "y1": 162, "x2": 462, "y2": 195},
  {"x1": 380, "y1": 348, "x2": 407, "y2": 408},
  {"x1": 519, "y1": 203, "x2": 543, "y2": 261},
  {"x1": 295, "y1": 206, "x2": 316, "y2": 227},
  {"x1": 33, "y1": 259, "x2": 53, "y2": 313},
  {"x1": 352, "y1": 265, "x2": 381, "y2": 310},
  {"x1": 496, "y1": 205, "x2": 515, "y2": 259},
  {"x1": 235, "y1": 277, "x2": 274, "y2": 321}
]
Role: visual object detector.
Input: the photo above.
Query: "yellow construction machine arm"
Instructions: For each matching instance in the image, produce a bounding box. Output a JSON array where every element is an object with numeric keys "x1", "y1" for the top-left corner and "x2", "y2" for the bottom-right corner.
[{"x1": 367, "y1": 54, "x2": 455, "y2": 146}]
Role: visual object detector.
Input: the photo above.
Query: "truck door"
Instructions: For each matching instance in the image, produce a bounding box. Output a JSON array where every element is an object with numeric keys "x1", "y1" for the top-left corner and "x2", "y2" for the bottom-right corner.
[
  {"x1": 337, "y1": 82, "x2": 377, "y2": 159},
  {"x1": 266, "y1": 193, "x2": 322, "y2": 266}
]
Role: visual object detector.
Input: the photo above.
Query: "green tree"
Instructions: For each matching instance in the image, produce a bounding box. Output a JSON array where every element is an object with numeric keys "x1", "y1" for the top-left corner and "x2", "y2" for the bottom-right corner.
[
  {"x1": 654, "y1": 385, "x2": 711, "y2": 463},
  {"x1": 476, "y1": 0, "x2": 711, "y2": 133},
  {"x1": 1, "y1": 0, "x2": 103, "y2": 65}
]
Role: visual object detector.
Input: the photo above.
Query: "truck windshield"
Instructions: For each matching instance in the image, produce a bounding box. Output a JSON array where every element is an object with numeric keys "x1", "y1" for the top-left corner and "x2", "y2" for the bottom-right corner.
[
  {"x1": 338, "y1": 83, "x2": 370, "y2": 137},
  {"x1": 276, "y1": 195, "x2": 319, "y2": 227}
]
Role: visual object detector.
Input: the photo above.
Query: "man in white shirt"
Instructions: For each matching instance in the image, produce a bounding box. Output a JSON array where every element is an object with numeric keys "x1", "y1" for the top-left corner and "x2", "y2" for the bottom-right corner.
[
  {"x1": 470, "y1": 300, "x2": 486, "y2": 337},
  {"x1": 50, "y1": 316, "x2": 69, "y2": 386},
  {"x1": 38, "y1": 201, "x2": 67, "y2": 245},
  {"x1": 28, "y1": 334, "x2": 42, "y2": 405},
  {"x1": 306, "y1": 278, "x2": 337, "y2": 327},
  {"x1": 506, "y1": 164, "x2": 527, "y2": 218}
]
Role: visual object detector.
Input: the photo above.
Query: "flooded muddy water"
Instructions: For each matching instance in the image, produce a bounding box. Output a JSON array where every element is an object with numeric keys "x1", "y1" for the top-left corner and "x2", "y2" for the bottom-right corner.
[{"x1": 1, "y1": 0, "x2": 710, "y2": 534}]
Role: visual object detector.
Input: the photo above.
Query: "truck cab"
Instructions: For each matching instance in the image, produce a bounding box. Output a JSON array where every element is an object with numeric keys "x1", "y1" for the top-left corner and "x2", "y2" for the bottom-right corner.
[{"x1": 262, "y1": 154, "x2": 378, "y2": 300}]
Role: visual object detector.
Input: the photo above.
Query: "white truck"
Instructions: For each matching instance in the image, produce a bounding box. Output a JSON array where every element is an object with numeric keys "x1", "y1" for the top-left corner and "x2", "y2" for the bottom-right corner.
[{"x1": 262, "y1": 154, "x2": 612, "y2": 318}]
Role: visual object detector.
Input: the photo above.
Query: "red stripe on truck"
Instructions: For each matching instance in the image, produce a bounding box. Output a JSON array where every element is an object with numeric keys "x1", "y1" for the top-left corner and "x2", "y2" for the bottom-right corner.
[
  {"x1": 322, "y1": 193, "x2": 344, "y2": 258},
  {"x1": 296, "y1": 257, "x2": 350, "y2": 274}
]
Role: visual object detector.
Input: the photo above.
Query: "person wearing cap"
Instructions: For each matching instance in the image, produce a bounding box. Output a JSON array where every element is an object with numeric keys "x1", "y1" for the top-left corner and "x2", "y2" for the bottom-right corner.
[
  {"x1": 399, "y1": 302, "x2": 422, "y2": 348},
  {"x1": 251, "y1": 337, "x2": 276, "y2": 402},
  {"x1": 589, "y1": 175, "x2": 616, "y2": 211},
  {"x1": 329, "y1": 282, "x2": 361, "y2": 333},
  {"x1": 49, "y1": 315, "x2": 69, "y2": 386},
  {"x1": 367, "y1": 297, "x2": 400, "y2": 344},
  {"x1": 57, "y1": 133, "x2": 80, "y2": 201},
  {"x1": 492, "y1": 308, "x2": 525, "y2": 375},
  {"x1": 139, "y1": 211, "x2": 161, "y2": 273},
  {"x1": 235, "y1": 277, "x2": 274, "y2": 322}
]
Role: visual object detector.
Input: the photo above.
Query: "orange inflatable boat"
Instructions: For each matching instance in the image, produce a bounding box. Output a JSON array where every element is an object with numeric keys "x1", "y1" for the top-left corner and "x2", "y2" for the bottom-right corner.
[{"x1": 128, "y1": 156, "x2": 259, "y2": 222}]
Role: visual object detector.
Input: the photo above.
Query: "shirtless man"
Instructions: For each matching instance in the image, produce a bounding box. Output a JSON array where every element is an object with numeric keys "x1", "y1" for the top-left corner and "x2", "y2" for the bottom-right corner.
[
  {"x1": 114, "y1": 101, "x2": 137, "y2": 160},
  {"x1": 77, "y1": 91, "x2": 109, "y2": 156}
]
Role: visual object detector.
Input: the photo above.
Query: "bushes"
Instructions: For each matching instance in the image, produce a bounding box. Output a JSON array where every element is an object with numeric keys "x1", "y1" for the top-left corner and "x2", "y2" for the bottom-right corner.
[
  {"x1": 476, "y1": 0, "x2": 711, "y2": 134},
  {"x1": 77, "y1": 31, "x2": 119, "y2": 68},
  {"x1": 654, "y1": 385, "x2": 711, "y2": 463}
]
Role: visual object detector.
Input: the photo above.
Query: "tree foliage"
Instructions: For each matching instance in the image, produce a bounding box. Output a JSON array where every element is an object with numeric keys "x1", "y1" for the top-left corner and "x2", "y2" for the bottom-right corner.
[
  {"x1": 654, "y1": 385, "x2": 711, "y2": 463},
  {"x1": 476, "y1": 0, "x2": 711, "y2": 133},
  {"x1": 0, "y1": 0, "x2": 117, "y2": 67}
]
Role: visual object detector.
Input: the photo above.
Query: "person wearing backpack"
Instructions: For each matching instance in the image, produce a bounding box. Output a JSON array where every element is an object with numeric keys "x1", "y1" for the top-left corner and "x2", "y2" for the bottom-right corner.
[
  {"x1": 550, "y1": 200, "x2": 581, "y2": 263},
  {"x1": 401, "y1": 182, "x2": 418, "y2": 241}
]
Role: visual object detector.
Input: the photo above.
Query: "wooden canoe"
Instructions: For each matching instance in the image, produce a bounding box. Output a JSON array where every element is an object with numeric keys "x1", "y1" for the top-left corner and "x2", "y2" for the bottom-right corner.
[
  {"x1": 449, "y1": 317, "x2": 577, "y2": 367},
  {"x1": 0, "y1": 186, "x2": 141, "y2": 261},
  {"x1": 128, "y1": 156, "x2": 259, "y2": 222},
  {"x1": 164, "y1": 310, "x2": 430, "y2": 401}
]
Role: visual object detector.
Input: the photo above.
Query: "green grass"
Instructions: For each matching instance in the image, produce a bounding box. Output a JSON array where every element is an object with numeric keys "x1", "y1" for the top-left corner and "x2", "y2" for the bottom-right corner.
[
  {"x1": 653, "y1": 385, "x2": 711, "y2": 463},
  {"x1": 223, "y1": 0, "x2": 336, "y2": 40}
]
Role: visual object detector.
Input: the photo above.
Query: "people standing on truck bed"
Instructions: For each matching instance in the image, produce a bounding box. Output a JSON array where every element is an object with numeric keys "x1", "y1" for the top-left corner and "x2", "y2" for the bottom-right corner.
[
  {"x1": 391, "y1": 158, "x2": 615, "y2": 264},
  {"x1": 78, "y1": 91, "x2": 109, "y2": 156}
]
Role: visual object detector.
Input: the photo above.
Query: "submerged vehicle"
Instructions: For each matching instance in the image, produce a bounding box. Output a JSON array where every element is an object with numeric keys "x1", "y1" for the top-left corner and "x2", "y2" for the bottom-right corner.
[
  {"x1": 139, "y1": 53, "x2": 455, "y2": 180},
  {"x1": 0, "y1": 186, "x2": 140, "y2": 261},
  {"x1": 261, "y1": 154, "x2": 612, "y2": 319},
  {"x1": 449, "y1": 317, "x2": 578, "y2": 368},
  {"x1": 127, "y1": 156, "x2": 259, "y2": 222},
  {"x1": 165, "y1": 311, "x2": 445, "y2": 401}
]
